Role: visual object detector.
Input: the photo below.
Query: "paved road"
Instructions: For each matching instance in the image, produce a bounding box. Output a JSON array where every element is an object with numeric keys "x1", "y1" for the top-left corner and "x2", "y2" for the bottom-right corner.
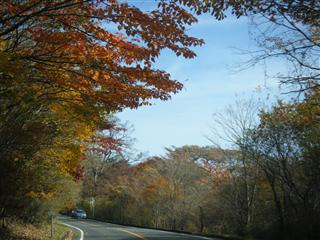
[{"x1": 59, "y1": 215, "x2": 218, "y2": 240}]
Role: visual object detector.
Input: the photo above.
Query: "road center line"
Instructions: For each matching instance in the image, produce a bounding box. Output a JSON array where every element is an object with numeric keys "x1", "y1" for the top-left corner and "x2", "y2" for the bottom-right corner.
[
  {"x1": 86, "y1": 223, "x2": 101, "y2": 227},
  {"x1": 60, "y1": 222, "x2": 84, "y2": 240},
  {"x1": 115, "y1": 228, "x2": 146, "y2": 240}
]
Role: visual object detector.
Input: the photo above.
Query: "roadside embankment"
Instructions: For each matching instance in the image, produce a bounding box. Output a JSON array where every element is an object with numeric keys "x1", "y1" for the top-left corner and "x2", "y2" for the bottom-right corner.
[{"x1": 0, "y1": 219, "x2": 75, "y2": 240}]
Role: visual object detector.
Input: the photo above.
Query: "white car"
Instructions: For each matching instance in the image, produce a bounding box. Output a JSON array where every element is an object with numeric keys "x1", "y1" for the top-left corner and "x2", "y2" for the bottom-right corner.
[{"x1": 71, "y1": 209, "x2": 87, "y2": 219}]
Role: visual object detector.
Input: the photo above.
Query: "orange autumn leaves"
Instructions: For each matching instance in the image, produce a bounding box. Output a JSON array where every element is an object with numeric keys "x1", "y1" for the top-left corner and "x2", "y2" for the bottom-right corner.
[{"x1": 1, "y1": 0, "x2": 203, "y2": 111}]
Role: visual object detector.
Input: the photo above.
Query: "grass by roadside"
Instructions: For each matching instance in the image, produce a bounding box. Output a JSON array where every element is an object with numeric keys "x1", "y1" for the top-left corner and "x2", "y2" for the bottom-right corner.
[
  {"x1": 0, "y1": 219, "x2": 75, "y2": 240},
  {"x1": 57, "y1": 222, "x2": 81, "y2": 240}
]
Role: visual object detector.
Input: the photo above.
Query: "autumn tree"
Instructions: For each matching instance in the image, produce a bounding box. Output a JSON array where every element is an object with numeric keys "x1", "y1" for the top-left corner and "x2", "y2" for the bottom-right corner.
[
  {"x1": 0, "y1": 0, "x2": 204, "y2": 112},
  {"x1": 80, "y1": 146, "x2": 215, "y2": 232},
  {"x1": 82, "y1": 116, "x2": 133, "y2": 217},
  {"x1": 203, "y1": 91, "x2": 320, "y2": 239},
  {"x1": 154, "y1": 146, "x2": 210, "y2": 231},
  {"x1": 0, "y1": 0, "x2": 206, "y2": 223},
  {"x1": 247, "y1": 91, "x2": 320, "y2": 239},
  {"x1": 207, "y1": 97, "x2": 262, "y2": 234},
  {"x1": 0, "y1": 81, "x2": 90, "y2": 222},
  {"x1": 197, "y1": 0, "x2": 320, "y2": 92}
]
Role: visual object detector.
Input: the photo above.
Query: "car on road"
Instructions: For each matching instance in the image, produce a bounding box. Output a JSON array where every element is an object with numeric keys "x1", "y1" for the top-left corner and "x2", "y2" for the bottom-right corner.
[{"x1": 71, "y1": 208, "x2": 87, "y2": 219}]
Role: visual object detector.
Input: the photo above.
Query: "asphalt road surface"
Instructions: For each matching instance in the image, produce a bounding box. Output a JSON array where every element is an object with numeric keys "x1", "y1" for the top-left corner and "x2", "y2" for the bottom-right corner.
[{"x1": 59, "y1": 215, "x2": 218, "y2": 240}]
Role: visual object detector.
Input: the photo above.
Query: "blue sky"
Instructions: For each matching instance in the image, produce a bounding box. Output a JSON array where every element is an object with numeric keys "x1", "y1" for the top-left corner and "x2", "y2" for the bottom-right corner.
[{"x1": 117, "y1": 13, "x2": 284, "y2": 156}]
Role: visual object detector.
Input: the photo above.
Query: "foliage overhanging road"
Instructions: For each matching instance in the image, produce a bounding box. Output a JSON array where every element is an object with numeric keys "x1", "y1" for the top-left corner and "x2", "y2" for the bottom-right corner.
[{"x1": 59, "y1": 215, "x2": 218, "y2": 240}]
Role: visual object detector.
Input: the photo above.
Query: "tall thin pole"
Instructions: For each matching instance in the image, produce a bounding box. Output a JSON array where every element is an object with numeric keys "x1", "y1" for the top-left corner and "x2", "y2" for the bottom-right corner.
[{"x1": 51, "y1": 215, "x2": 54, "y2": 238}]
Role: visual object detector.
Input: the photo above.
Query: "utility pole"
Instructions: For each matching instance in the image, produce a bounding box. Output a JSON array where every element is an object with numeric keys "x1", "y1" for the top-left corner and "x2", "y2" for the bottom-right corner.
[
  {"x1": 49, "y1": 211, "x2": 54, "y2": 239},
  {"x1": 90, "y1": 197, "x2": 95, "y2": 218},
  {"x1": 51, "y1": 214, "x2": 54, "y2": 238}
]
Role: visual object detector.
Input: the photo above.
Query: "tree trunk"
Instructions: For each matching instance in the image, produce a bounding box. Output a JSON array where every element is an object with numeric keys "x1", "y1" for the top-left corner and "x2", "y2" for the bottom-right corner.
[
  {"x1": 1, "y1": 208, "x2": 6, "y2": 228},
  {"x1": 199, "y1": 206, "x2": 204, "y2": 233},
  {"x1": 266, "y1": 172, "x2": 285, "y2": 237}
]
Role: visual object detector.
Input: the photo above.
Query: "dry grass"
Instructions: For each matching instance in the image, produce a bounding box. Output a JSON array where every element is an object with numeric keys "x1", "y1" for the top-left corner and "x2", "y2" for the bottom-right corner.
[{"x1": 0, "y1": 220, "x2": 74, "y2": 240}]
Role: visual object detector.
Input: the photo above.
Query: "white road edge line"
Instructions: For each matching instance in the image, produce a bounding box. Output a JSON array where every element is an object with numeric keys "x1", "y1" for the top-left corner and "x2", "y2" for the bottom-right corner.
[{"x1": 60, "y1": 222, "x2": 84, "y2": 240}]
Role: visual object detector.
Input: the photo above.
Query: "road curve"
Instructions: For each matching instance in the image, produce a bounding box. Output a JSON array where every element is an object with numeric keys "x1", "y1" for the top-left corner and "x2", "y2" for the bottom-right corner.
[{"x1": 59, "y1": 215, "x2": 218, "y2": 240}]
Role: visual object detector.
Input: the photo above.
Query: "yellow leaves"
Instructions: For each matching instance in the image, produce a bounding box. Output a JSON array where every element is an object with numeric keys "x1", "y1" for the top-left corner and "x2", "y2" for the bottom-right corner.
[
  {"x1": 310, "y1": 27, "x2": 320, "y2": 44},
  {"x1": 44, "y1": 131, "x2": 90, "y2": 177},
  {"x1": 0, "y1": 38, "x2": 6, "y2": 51},
  {"x1": 0, "y1": 50, "x2": 23, "y2": 80},
  {"x1": 0, "y1": 51, "x2": 9, "y2": 66},
  {"x1": 42, "y1": 94, "x2": 96, "y2": 177},
  {"x1": 26, "y1": 191, "x2": 56, "y2": 200}
]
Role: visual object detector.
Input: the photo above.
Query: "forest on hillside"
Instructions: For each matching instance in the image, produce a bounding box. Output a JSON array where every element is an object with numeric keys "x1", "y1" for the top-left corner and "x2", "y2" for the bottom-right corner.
[{"x1": 80, "y1": 94, "x2": 320, "y2": 240}]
